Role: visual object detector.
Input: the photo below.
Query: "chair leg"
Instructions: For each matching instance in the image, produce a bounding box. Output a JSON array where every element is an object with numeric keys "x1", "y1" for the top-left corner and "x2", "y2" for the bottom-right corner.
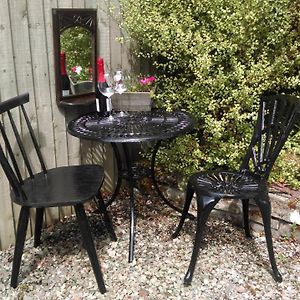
[
  {"x1": 11, "y1": 206, "x2": 30, "y2": 288},
  {"x1": 184, "y1": 195, "x2": 217, "y2": 285},
  {"x1": 172, "y1": 181, "x2": 195, "y2": 239},
  {"x1": 34, "y1": 207, "x2": 44, "y2": 247},
  {"x1": 74, "y1": 204, "x2": 107, "y2": 294},
  {"x1": 95, "y1": 192, "x2": 117, "y2": 241},
  {"x1": 242, "y1": 199, "x2": 251, "y2": 238},
  {"x1": 255, "y1": 194, "x2": 282, "y2": 282}
]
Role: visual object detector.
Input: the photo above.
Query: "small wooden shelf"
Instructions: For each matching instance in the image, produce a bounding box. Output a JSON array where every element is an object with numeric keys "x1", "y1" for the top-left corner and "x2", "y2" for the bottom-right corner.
[{"x1": 59, "y1": 93, "x2": 96, "y2": 107}]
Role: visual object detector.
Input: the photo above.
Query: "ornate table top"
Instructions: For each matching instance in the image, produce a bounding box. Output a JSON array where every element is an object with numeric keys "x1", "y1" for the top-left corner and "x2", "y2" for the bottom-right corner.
[{"x1": 67, "y1": 110, "x2": 195, "y2": 143}]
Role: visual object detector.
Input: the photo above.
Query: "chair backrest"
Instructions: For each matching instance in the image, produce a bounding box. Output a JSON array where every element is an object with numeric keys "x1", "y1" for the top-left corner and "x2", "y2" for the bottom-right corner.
[
  {"x1": 240, "y1": 94, "x2": 300, "y2": 180},
  {"x1": 0, "y1": 93, "x2": 47, "y2": 200}
]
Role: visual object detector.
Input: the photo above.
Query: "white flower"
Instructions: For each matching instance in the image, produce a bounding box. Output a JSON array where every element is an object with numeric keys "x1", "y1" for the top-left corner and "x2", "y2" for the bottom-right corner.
[
  {"x1": 75, "y1": 66, "x2": 82, "y2": 74},
  {"x1": 72, "y1": 66, "x2": 82, "y2": 74},
  {"x1": 290, "y1": 210, "x2": 300, "y2": 225}
]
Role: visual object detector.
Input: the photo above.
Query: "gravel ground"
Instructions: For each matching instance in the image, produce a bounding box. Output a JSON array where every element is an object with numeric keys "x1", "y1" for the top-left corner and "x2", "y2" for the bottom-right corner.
[{"x1": 0, "y1": 190, "x2": 299, "y2": 299}]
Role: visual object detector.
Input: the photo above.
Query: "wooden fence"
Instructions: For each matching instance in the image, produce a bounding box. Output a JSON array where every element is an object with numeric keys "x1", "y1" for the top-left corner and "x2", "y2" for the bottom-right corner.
[{"x1": 0, "y1": 0, "x2": 142, "y2": 250}]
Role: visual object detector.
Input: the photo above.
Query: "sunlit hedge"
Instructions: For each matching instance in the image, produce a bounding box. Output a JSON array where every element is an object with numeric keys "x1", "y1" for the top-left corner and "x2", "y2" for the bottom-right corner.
[
  {"x1": 118, "y1": 0, "x2": 300, "y2": 188},
  {"x1": 61, "y1": 26, "x2": 92, "y2": 81}
]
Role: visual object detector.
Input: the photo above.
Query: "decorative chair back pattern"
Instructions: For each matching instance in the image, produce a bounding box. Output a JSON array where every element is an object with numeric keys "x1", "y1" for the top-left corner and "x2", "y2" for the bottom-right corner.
[
  {"x1": 240, "y1": 94, "x2": 300, "y2": 180},
  {"x1": 0, "y1": 93, "x2": 47, "y2": 201}
]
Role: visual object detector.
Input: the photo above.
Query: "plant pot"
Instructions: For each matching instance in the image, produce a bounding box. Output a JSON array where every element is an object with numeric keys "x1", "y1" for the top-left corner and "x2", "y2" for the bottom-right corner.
[
  {"x1": 112, "y1": 92, "x2": 152, "y2": 111},
  {"x1": 70, "y1": 80, "x2": 94, "y2": 95}
]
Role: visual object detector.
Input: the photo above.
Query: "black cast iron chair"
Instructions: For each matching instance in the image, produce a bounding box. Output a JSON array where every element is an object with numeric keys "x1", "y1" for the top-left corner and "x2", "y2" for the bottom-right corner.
[
  {"x1": 0, "y1": 93, "x2": 117, "y2": 294},
  {"x1": 172, "y1": 94, "x2": 300, "y2": 285}
]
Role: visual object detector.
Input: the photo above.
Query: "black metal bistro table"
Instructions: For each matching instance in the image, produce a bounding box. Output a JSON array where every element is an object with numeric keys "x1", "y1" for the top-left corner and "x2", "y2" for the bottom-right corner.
[{"x1": 67, "y1": 110, "x2": 195, "y2": 262}]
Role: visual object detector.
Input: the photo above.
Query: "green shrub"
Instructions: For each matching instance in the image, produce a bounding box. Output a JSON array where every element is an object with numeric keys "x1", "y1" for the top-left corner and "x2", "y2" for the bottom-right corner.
[
  {"x1": 61, "y1": 26, "x2": 92, "y2": 81},
  {"x1": 117, "y1": 0, "x2": 300, "y2": 188}
]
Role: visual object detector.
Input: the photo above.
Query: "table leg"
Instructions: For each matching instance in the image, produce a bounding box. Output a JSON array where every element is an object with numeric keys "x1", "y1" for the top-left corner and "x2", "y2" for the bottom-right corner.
[
  {"x1": 105, "y1": 143, "x2": 123, "y2": 207},
  {"x1": 122, "y1": 143, "x2": 136, "y2": 263},
  {"x1": 151, "y1": 140, "x2": 195, "y2": 220}
]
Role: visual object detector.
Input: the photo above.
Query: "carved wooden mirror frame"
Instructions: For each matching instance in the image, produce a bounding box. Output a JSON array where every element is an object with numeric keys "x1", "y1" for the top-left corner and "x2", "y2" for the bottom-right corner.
[{"x1": 52, "y1": 8, "x2": 97, "y2": 107}]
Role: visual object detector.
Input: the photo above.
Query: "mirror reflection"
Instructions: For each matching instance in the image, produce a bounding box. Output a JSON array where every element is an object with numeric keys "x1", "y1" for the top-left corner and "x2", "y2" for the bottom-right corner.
[
  {"x1": 60, "y1": 26, "x2": 94, "y2": 95},
  {"x1": 52, "y1": 8, "x2": 97, "y2": 106}
]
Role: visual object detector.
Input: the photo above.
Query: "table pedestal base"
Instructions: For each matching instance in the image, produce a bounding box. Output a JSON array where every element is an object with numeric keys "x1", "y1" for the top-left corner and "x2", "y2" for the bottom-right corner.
[{"x1": 107, "y1": 141, "x2": 194, "y2": 263}]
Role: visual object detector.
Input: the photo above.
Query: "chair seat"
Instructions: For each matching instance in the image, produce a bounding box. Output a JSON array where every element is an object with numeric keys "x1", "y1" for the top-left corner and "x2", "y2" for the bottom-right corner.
[
  {"x1": 189, "y1": 170, "x2": 264, "y2": 199},
  {"x1": 12, "y1": 165, "x2": 104, "y2": 207}
]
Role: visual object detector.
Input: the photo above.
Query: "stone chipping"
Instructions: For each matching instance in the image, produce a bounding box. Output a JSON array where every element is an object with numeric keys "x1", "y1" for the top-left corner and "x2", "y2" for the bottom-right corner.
[{"x1": 0, "y1": 190, "x2": 299, "y2": 299}]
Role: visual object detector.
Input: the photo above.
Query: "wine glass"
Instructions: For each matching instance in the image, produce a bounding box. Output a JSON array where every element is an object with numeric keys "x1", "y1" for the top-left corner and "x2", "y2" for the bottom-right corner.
[
  {"x1": 98, "y1": 73, "x2": 115, "y2": 121},
  {"x1": 113, "y1": 70, "x2": 127, "y2": 117}
]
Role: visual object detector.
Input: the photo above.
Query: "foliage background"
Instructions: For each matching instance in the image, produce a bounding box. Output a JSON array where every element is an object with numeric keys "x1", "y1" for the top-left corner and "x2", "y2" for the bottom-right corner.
[
  {"x1": 117, "y1": 0, "x2": 300, "y2": 188},
  {"x1": 60, "y1": 26, "x2": 92, "y2": 82}
]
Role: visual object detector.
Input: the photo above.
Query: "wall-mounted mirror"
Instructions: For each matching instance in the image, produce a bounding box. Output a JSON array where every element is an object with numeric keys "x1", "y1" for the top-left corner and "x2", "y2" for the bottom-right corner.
[{"x1": 52, "y1": 8, "x2": 97, "y2": 107}]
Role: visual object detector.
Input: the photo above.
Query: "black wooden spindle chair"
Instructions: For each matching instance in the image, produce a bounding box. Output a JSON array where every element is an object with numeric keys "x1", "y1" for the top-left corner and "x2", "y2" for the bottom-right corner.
[
  {"x1": 0, "y1": 93, "x2": 117, "y2": 294},
  {"x1": 172, "y1": 94, "x2": 300, "y2": 285}
]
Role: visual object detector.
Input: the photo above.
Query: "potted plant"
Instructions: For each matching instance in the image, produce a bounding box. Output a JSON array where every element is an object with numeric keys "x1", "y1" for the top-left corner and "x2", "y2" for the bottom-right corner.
[
  {"x1": 69, "y1": 65, "x2": 94, "y2": 95},
  {"x1": 112, "y1": 74, "x2": 155, "y2": 111}
]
